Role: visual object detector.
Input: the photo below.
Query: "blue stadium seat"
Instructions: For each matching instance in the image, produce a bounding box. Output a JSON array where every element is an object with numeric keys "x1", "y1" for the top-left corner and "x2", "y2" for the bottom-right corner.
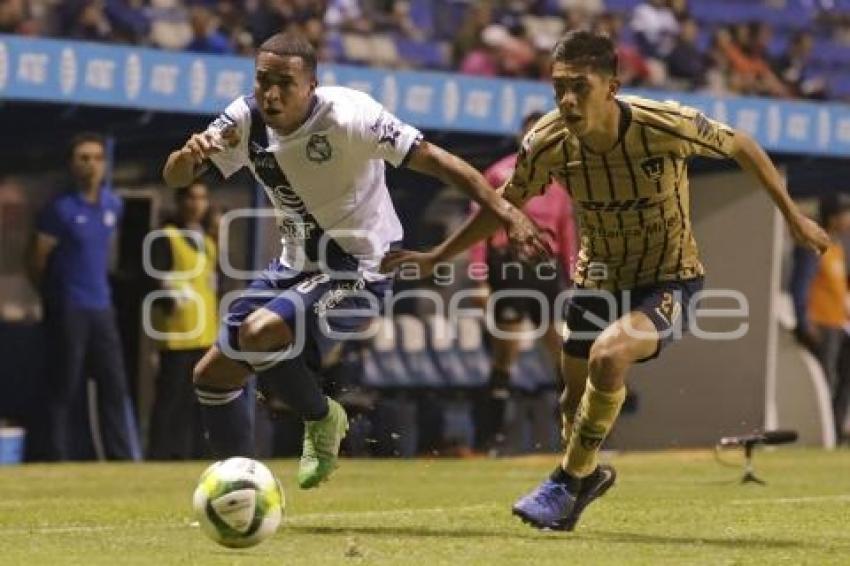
[
  {"x1": 432, "y1": 0, "x2": 471, "y2": 39},
  {"x1": 830, "y1": 73, "x2": 850, "y2": 98},
  {"x1": 396, "y1": 315, "x2": 447, "y2": 388},
  {"x1": 605, "y1": 0, "x2": 643, "y2": 12},
  {"x1": 409, "y1": 0, "x2": 435, "y2": 36},
  {"x1": 360, "y1": 318, "x2": 413, "y2": 389},
  {"x1": 425, "y1": 314, "x2": 488, "y2": 388},
  {"x1": 512, "y1": 325, "x2": 558, "y2": 394},
  {"x1": 394, "y1": 37, "x2": 449, "y2": 69},
  {"x1": 455, "y1": 317, "x2": 492, "y2": 388}
]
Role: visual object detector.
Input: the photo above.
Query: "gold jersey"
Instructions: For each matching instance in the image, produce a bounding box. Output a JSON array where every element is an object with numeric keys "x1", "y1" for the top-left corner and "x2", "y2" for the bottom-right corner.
[{"x1": 504, "y1": 95, "x2": 737, "y2": 291}]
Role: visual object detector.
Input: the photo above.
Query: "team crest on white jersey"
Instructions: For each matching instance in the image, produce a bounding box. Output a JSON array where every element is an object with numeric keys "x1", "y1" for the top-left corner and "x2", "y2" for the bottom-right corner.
[{"x1": 306, "y1": 134, "x2": 332, "y2": 163}]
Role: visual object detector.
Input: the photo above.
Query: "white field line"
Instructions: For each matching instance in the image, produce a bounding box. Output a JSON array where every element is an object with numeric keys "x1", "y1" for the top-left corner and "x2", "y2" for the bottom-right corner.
[
  {"x1": 0, "y1": 503, "x2": 498, "y2": 536},
  {"x1": 729, "y1": 494, "x2": 850, "y2": 505}
]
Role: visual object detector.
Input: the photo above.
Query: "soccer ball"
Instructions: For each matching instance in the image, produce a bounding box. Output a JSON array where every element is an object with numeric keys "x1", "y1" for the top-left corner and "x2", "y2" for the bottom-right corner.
[{"x1": 192, "y1": 457, "x2": 285, "y2": 548}]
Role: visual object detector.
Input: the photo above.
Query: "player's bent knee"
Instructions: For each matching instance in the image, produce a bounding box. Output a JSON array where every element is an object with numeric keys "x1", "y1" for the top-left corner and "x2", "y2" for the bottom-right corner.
[
  {"x1": 237, "y1": 315, "x2": 292, "y2": 354},
  {"x1": 587, "y1": 339, "x2": 631, "y2": 385},
  {"x1": 192, "y1": 347, "x2": 251, "y2": 390},
  {"x1": 193, "y1": 358, "x2": 220, "y2": 388}
]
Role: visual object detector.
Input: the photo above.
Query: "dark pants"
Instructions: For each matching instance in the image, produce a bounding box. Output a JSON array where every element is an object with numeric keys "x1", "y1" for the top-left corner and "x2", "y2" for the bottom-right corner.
[
  {"x1": 147, "y1": 348, "x2": 207, "y2": 460},
  {"x1": 46, "y1": 305, "x2": 138, "y2": 461},
  {"x1": 834, "y1": 332, "x2": 850, "y2": 443}
]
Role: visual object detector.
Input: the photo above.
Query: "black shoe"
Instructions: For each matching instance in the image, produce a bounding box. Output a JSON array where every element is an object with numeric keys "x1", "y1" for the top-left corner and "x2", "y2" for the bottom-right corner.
[{"x1": 554, "y1": 464, "x2": 616, "y2": 531}]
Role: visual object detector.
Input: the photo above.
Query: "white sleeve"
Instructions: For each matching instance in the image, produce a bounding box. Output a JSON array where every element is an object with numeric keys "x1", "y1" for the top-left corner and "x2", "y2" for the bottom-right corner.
[
  {"x1": 354, "y1": 96, "x2": 423, "y2": 168},
  {"x1": 206, "y1": 97, "x2": 251, "y2": 179}
]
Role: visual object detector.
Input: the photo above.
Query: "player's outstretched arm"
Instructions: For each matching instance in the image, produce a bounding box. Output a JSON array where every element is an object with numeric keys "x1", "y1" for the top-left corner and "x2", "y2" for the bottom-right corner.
[
  {"x1": 405, "y1": 141, "x2": 549, "y2": 258},
  {"x1": 731, "y1": 131, "x2": 831, "y2": 254},
  {"x1": 381, "y1": 205, "x2": 504, "y2": 277},
  {"x1": 162, "y1": 127, "x2": 239, "y2": 188}
]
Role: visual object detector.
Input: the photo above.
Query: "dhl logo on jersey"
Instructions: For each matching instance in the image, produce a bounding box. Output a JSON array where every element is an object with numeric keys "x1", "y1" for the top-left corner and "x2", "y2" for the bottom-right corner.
[{"x1": 578, "y1": 197, "x2": 656, "y2": 212}]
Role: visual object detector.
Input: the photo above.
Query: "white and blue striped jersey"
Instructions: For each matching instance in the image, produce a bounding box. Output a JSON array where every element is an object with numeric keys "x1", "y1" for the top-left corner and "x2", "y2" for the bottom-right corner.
[{"x1": 207, "y1": 86, "x2": 422, "y2": 278}]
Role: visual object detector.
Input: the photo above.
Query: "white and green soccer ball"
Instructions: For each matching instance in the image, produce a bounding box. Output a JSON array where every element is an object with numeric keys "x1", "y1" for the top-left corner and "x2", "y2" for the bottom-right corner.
[{"x1": 192, "y1": 457, "x2": 285, "y2": 548}]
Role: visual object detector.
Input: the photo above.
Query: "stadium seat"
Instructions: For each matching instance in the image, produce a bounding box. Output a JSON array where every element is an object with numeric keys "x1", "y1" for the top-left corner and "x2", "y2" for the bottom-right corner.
[
  {"x1": 342, "y1": 33, "x2": 400, "y2": 67},
  {"x1": 409, "y1": 0, "x2": 435, "y2": 37},
  {"x1": 395, "y1": 314, "x2": 447, "y2": 388},
  {"x1": 360, "y1": 317, "x2": 413, "y2": 389},
  {"x1": 425, "y1": 314, "x2": 488, "y2": 388},
  {"x1": 512, "y1": 323, "x2": 558, "y2": 394},
  {"x1": 394, "y1": 37, "x2": 450, "y2": 70},
  {"x1": 455, "y1": 317, "x2": 492, "y2": 388}
]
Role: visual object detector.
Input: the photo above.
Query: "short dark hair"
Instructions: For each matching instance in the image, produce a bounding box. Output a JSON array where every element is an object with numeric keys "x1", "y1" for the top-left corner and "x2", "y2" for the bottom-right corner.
[
  {"x1": 68, "y1": 131, "x2": 105, "y2": 159},
  {"x1": 551, "y1": 31, "x2": 618, "y2": 76},
  {"x1": 258, "y1": 32, "x2": 317, "y2": 76}
]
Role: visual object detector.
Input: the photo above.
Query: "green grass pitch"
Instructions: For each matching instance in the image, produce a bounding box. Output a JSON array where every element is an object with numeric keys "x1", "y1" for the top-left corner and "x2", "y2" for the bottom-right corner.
[{"x1": 1, "y1": 449, "x2": 848, "y2": 565}]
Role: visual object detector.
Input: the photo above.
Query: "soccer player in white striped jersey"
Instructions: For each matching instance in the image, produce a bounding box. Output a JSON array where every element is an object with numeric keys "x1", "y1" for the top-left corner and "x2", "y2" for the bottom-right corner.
[{"x1": 162, "y1": 31, "x2": 546, "y2": 489}]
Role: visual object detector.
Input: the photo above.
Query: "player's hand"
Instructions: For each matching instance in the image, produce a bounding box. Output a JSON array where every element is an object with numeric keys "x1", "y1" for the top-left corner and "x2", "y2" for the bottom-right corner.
[
  {"x1": 789, "y1": 212, "x2": 831, "y2": 255},
  {"x1": 181, "y1": 126, "x2": 239, "y2": 165},
  {"x1": 504, "y1": 206, "x2": 551, "y2": 261},
  {"x1": 380, "y1": 249, "x2": 439, "y2": 279}
]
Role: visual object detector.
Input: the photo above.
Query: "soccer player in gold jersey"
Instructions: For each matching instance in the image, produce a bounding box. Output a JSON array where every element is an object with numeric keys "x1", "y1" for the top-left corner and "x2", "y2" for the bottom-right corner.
[{"x1": 382, "y1": 30, "x2": 830, "y2": 531}]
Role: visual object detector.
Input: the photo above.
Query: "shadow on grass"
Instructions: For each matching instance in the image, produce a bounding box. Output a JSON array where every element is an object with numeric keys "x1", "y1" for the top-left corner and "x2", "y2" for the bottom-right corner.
[
  {"x1": 575, "y1": 530, "x2": 831, "y2": 550},
  {"x1": 286, "y1": 524, "x2": 839, "y2": 551},
  {"x1": 285, "y1": 524, "x2": 540, "y2": 540}
]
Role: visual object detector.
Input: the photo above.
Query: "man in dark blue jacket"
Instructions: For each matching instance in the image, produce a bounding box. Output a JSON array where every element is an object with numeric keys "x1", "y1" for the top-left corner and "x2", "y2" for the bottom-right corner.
[{"x1": 30, "y1": 132, "x2": 139, "y2": 461}]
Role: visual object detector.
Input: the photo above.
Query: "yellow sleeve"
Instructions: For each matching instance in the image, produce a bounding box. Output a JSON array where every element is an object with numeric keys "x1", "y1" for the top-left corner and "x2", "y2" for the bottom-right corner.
[
  {"x1": 502, "y1": 129, "x2": 553, "y2": 206},
  {"x1": 673, "y1": 104, "x2": 737, "y2": 159}
]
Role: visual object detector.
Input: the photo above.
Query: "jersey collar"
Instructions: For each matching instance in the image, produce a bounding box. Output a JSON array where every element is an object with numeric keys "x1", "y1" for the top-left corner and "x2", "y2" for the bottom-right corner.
[{"x1": 578, "y1": 98, "x2": 633, "y2": 155}]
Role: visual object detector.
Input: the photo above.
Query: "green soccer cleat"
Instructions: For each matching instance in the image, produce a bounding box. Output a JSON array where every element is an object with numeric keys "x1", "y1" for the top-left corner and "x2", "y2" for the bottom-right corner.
[{"x1": 297, "y1": 398, "x2": 349, "y2": 489}]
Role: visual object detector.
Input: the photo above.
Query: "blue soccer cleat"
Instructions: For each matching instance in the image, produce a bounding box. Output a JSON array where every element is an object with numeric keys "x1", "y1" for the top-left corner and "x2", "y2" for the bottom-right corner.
[
  {"x1": 511, "y1": 479, "x2": 577, "y2": 530},
  {"x1": 555, "y1": 464, "x2": 617, "y2": 531}
]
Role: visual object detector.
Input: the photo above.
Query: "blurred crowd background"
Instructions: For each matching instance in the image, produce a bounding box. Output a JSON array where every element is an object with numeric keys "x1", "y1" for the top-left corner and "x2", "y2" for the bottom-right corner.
[
  {"x1": 4, "y1": 0, "x2": 850, "y2": 99},
  {"x1": 1, "y1": 0, "x2": 849, "y2": 464}
]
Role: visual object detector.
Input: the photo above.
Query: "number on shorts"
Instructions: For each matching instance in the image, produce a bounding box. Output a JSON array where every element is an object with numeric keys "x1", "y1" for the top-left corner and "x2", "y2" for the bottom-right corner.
[{"x1": 295, "y1": 273, "x2": 331, "y2": 294}]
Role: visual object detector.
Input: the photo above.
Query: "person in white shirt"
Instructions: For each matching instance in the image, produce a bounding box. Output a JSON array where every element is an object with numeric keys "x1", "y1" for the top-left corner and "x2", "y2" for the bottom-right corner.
[
  {"x1": 162, "y1": 31, "x2": 545, "y2": 489},
  {"x1": 631, "y1": 0, "x2": 679, "y2": 59}
]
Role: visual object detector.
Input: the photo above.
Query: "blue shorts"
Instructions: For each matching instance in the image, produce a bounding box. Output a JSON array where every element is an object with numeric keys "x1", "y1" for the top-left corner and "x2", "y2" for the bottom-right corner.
[
  {"x1": 563, "y1": 277, "x2": 704, "y2": 362},
  {"x1": 218, "y1": 259, "x2": 392, "y2": 367}
]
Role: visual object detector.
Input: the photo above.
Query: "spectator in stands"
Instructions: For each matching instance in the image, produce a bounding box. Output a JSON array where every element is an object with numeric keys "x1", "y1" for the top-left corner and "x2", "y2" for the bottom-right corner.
[
  {"x1": 210, "y1": 1, "x2": 255, "y2": 55},
  {"x1": 595, "y1": 12, "x2": 653, "y2": 87},
  {"x1": 0, "y1": 0, "x2": 27, "y2": 34},
  {"x1": 245, "y1": 0, "x2": 325, "y2": 49},
  {"x1": 558, "y1": 0, "x2": 605, "y2": 19},
  {"x1": 61, "y1": 0, "x2": 115, "y2": 43},
  {"x1": 714, "y1": 25, "x2": 789, "y2": 98},
  {"x1": 668, "y1": 0, "x2": 689, "y2": 20},
  {"x1": 247, "y1": 0, "x2": 300, "y2": 48},
  {"x1": 324, "y1": 0, "x2": 372, "y2": 34},
  {"x1": 631, "y1": 0, "x2": 679, "y2": 60},
  {"x1": 469, "y1": 112, "x2": 577, "y2": 453},
  {"x1": 185, "y1": 5, "x2": 233, "y2": 54},
  {"x1": 103, "y1": 0, "x2": 150, "y2": 44},
  {"x1": 147, "y1": 0, "x2": 191, "y2": 50},
  {"x1": 147, "y1": 182, "x2": 217, "y2": 460},
  {"x1": 790, "y1": 195, "x2": 850, "y2": 444},
  {"x1": 452, "y1": 2, "x2": 495, "y2": 69},
  {"x1": 28, "y1": 133, "x2": 139, "y2": 461},
  {"x1": 563, "y1": 7, "x2": 595, "y2": 33},
  {"x1": 460, "y1": 25, "x2": 502, "y2": 77},
  {"x1": 775, "y1": 31, "x2": 828, "y2": 99},
  {"x1": 464, "y1": 23, "x2": 536, "y2": 78},
  {"x1": 666, "y1": 17, "x2": 706, "y2": 89}
]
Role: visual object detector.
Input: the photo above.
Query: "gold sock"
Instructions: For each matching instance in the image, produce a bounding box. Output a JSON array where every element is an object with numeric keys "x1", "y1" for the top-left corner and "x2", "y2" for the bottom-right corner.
[
  {"x1": 561, "y1": 413, "x2": 575, "y2": 448},
  {"x1": 562, "y1": 381, "x2": 626, "y2": 478}
]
